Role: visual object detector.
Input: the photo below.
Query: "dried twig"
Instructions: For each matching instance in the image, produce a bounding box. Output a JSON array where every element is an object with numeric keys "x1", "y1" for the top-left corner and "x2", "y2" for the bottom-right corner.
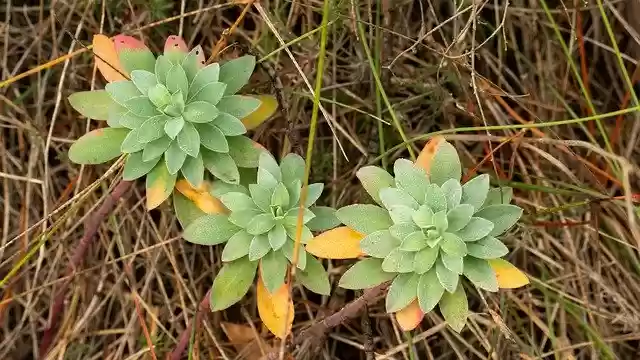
[
  {"x1": 167, "y1": 289, "x2": 211, "y2": 360},
  {"x1": 39, "y1": 180, "x2": 132, "y2": 358}
]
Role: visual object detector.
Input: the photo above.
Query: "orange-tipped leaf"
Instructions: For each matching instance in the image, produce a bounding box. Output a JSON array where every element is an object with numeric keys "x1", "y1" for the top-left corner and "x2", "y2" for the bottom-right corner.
[
  {"x1": 256, "y1": 276, "x2": 294, "y2": 339},
  {"x1": 488, "y1": 258, "x2": 529, "y2": 289},
  {"x1": 175, "y1": 179, "x2": 227, "y2": 214},
  {"x1": 415, "y1": 136, "x2": 445, "y2": 173},
  {"x1": 241, "y1": 95, "x2": 278, "y2": 130},
  {"x1": 395, "y1": 299, "x2": 424, "y2": 331},
  {"x1": 93, "y1": 34, "x2": 126, "y2": 82},
  {"x1": 306, "y1": 226, "x2": 364, "y2": 259},
  {"x1": 164, "y1": 35, "x2": 188, "y2": 53}
]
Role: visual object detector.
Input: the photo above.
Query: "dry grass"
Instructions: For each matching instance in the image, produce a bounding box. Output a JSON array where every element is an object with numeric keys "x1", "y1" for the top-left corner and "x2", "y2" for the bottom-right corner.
[{"x1": 2, "y1": 0, "x2": 640, "y2": 359}]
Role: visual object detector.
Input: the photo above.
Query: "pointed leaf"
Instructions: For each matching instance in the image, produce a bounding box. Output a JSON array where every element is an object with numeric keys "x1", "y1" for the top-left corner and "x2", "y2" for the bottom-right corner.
[
  {"x1": 268, "y1": 224, "x2": 287, "y2": 250},
  {"x1": 412, "y1": 205, "x2": 434, "y2": 228},
  {"x1": 164, "y1": 116, "x2": 185, "y2": 139},
  {"x1": 108, "y1": 103, "x2": 146, "y2": 129},
  {"x1": 428, "y1": 140, "x2": 461, "y2": 186},
  {"x1": 249, "y1": 235, "x2": 271, "y2": 260},
  {"x1": 304, "y1": 183, "x2": 324, "y2": 207},
  {"x1": 413, "y1": 245, "x2": 439, "y2": 274},
  {"x1": 183, "y1": 101, "x2": 220, "y2": 123},
  {"x1": 196, "y1": 123, "x2": 229, "y2": 152},
  {"x1": 125, "y1": 96, "x2": 157, "y2": 117},
  {"x1": 181, "y1": 153, "x2": 205, "y2": 187},
  {"x1": 380, "y1": 188, "x2": 419, "y2": 210},
  {"x1": 441, "y1": 179, "x2": 462, "y2": 210},
  {"x1": 415, "y1": 136, "x2": 445, "y2": 173},
  {"x1": 282, "y1": 240, "x2": 307, "y2": 270},
  {"x1": 482, "y1": 187, "x2": 513, "y2": 208},
  {"x1": 191, "y1": 81, "x2": 227, "y2": 104},
  {"x1": 93, "y1": 34, "x2": 126, "y2": 82},
  {"x1": 436, "y1": 258, "x2": 459, "y2": 293},
  {"x1": 227, "y1": 136, "x2": 261, "y2": 168},
  {"x1": 175, "y1": 179, "x2": 227, "y2": 214},
  {"x1": 105, "y1": 80, "x2": 141, "y2": 106},
  {"x1": 228, "y1": 208, "x2": 262, "y2": 228},
  {"x1": 246, "y1": 213, "x2": 276, "y2": 235},
  {"x1": 463, "y1": 257, "x2": 498, "y2": 291},
  {"x1": 386, "y1": 273, "x2": 420, "y2": 313},
  {"x1": 424, "y1": 184, "x2": 447, "y2": 213},
  {"x1": 121, "y1": 127, "x2": 146, "y2": 153},
  {"x1": 306, "y1": 226, "x2": 364, "y2": 259},
  {"x1": 394, "y1": 158, "x2": 429, "y2": 202},
  {"x1": 447, "y1": 204, "x2": 474, "y2": 232},
  {"x1": 130, "y1": 70, "x2": 158, "y2": 95},
  {"x1": 114, "y1": 35, "x2": 155, "y2": 74},
  {"x1": 461, "y1": 174, "x2": 490, "y2": 210},
  {"x1": 440, "y1": 232, "x2": 467, "y2": 257},
  {"x1": 400, "y1": 231, "x2": 428, "y2": 251},
  {"x1": 488, "y1": 258, "x2": 529, "y2": 288},
  {"x1": 222, "y1": 230, "x2": 254, "y2": 261},
  {"x1": 177, "y1": 122, "x2": 200, "y2": 157},
  {"x1": 241, "y1": 95, "x2": 278, "y2": 130},
  {"x1": 248, "y1": 184, "x2": 273, "y2": 211},
  {"x1": 441, "y1": 252, "x2": 463, "y2": 274},
  {"x1": 210, "y1": 257, "x2": 257, "y2": 311},
  {"x1": 456, "y1": 217, "x2": 495, "y2": 242},
  {"x1": 356, "y1": 166, "x2": 395, "y2": 205},
  {"x1": 306, "y1": 206, "x2": 341, "y2": 231},
  {"x1": 155, "y1": 55, "x2": 172, "y2": 84},
  {"x1": 439, "y1": 283, "x2": 468, "y2": 332},
  {"x1": 256, "y1": 277, "x2": 293, "y2": 339},
  {"x1": 396, "y1": 299, "x2": 424, "y2": 331},
  {"x1": 164, "y1": 140, "x2": 187, "y2": 174},
  {"x1": 339, "y1": 258, "x2": 395, "y2": 289},
  {"x1": 165, "y1": 65, "x2": 189, "y2": 98},
  {"x1": 123, "y1": 151, "x2": 160, "y2": 180},
  {"x1": 220, "y1": 192, "x2": 256, "y2": 212},
  {"x1": 202, "y1": 151, "x2": 240, "y2": 184},
  {"x1": 189, "y1": 63, "x2": 220, "y2": 97},
  {"x1": 382, "y1": 249, "x2": 415, "y2": 273},
  {"x1": 219, "y1": 55, "x2": 256, "y2": 95},
  {"x1": 181, "y1": 46, "x2": 203, "y2": 81},
  {"x1": 69, "y1": 90, "x2": 113, "y2": 119},
  {"x1": 390, "y1": 223, "x2": 419, "y2": 240},
  {"x1": 360, "y1": 230, "x2": 401, "y2": 258},
  {"x1": 146, "y1": 161, "x2": 177, "y2": 209},
  {"x1": 217, "y1": 95, "x2": 261, "y2": 119},
  {"x1": 475, "y1": 204, "x2": 523, "y2": 236},
  {"x1": 417, "y1": 268, "x2": 444, "y2": 312},
  {"x1": 69, "y1": 128, "x2": 128, "y2": 164},
  {"x1": 173, "y1": 190, "x2": 206, "y2": 228},
  {"x1": 336, "y1": 204, "x2": 393, "y2": 235},
  {"x1": 280, "y1": 153, "x2": 305, "y2": 185},
  {"x1": 260, "y1": 250, "x2": 288, "y2": 293},
  {"x1": 138, "y1": 115, "x2": 169, "y2": 143},
  {"x1": 467, "y1": 236, "x2": 509, "y2": 259},
  {"x1": 297, "y1": 254, "x2": 331, "y2": 295},
  {"x1": 183, "y1": 214, "x2": 239, "y2": 245},
  {"x1": 214, "y1": 113, "x2": 246, "y2": 136}
]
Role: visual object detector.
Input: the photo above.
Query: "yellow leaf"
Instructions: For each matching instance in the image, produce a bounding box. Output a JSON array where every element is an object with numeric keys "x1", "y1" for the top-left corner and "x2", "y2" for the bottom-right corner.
[
  {"x1": 305, "y1": 226, "x2": 364, "y2": 259},
  {"x1": 241, "y1": 95, "x2": 278, "y2": 130},
  {"x1": 92, "y1": 34, "x2": 126, "y2": 83},
  {"x1": 415, "y1": 136, "x2": 445, "y2": 173},
  {"x1": 488, "y1": 258, "x2": 529, "y2": 289},
  {"x1": 395, "y1": 299, "x2": 424, "y2": 331},
  {"x1": 146, "y1": 163, "x2": 177, "y2": 210},
  {"x1": 256, "y1": 276, "x2": 293, "y2": 339},
  {"x1": 221, "y1": 322, "x2": 273, "y2": 360},
  {"x1": 175, "y1": 179, "x2": 227, "y2": 214}
]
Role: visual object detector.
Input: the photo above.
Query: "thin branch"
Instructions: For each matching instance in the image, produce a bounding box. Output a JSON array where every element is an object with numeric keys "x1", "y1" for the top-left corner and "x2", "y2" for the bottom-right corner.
[
  {"x1": 39, "y1": 180, "x2": 132, "y2": 358},
  {"x1": 167, "y1": 289, "x2": 211, "y2": 360}
]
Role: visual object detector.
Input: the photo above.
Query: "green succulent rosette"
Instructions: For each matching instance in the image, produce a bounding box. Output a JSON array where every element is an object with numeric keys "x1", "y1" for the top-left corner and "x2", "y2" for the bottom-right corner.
[{"x1": 182, "y1": 151, "x2": 341, "y2": 311}]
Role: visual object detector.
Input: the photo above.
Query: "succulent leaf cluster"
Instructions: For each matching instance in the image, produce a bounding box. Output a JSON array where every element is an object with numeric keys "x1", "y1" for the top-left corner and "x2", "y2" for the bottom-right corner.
[
  {"x1": 183, "y1": 152, "x2": 341, "y2": 311},
  {"x1": 67, "y1": 35, "x2": 264, "y2": 208},
  {"x1": 335, "y1": 141, "x2": 523, "y2": 331}
]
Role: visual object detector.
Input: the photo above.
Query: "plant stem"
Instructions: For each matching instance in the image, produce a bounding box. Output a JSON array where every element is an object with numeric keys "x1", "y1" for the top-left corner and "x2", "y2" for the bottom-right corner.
[{"x1": 168, "y1": 289, "x2": 211, "y2": 360}]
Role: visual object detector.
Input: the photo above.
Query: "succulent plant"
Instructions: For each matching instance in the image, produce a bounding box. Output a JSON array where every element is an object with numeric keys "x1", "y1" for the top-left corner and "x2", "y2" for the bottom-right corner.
[
  {"x1": 182, "y1": 151, "x2": 341, "y2": 337},
  {"x1": 307, "y1": 138, "x2": 528, "y2": 332},
  {"x1": 67, "y1": 34, "x2": 276, "y2": 209}
]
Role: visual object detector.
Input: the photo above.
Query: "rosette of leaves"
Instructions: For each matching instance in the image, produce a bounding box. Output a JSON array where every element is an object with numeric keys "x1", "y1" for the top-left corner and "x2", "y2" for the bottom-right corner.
[
  {"x1": 182, "y1": 151, "x2": 341, "y2": 338},
  {"x1": 307, "y1": 138, "x2": 529, "y2": 332},
  {"x1": 67, "y1": 34, "x2": 276, "y2": 209}
]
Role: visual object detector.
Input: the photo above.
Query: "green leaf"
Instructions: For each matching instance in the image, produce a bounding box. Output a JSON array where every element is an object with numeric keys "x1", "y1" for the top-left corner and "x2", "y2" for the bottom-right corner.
[
  {"x1": 173, "y1": 190, "x2": 205, "y2": 228},
  {"x1": 210, "y1": 257, "x2": 257, "y2": 311},
  {"x1": 181, "y1": 153, "x2": 204, "y2": 187},
  {"x1": 304, "y1": 183, "x2": 324, "y2": 207},
  {"x1": 222, "y1": 230, "x2": 254, "y2": 261},
  {"x1": 105, "y1": 80, "x2": 141, "y2": 106},
  {"x1": 435, "y1": 258, "x2": 458, "y2": 293},
  {"x1": 433, "y1": 210, "x2": 448, "y2": 233},
  {"x1": 339, "y1": 258, "x2": 395, "y2": 290},
  {"x1": 163, "y1": 92, "x2": 185, "y2": 117},
  {"x1": 268, "y1": 224, "x2": 287, "y2": 250},
  {"x1": 211, "y1": 181, "x2": 249, "y2": 197},
  {"x1": 130, "y1": 70, "x2": 158, "y2": 95},
  {"x1": 360, "y1": 230, "x2": 400, "y2": 258},
  {"x1": 461, "y1": 174, "x2": 489, "y2": 211},
  {"x1": 284, "y1": 223, "x2": 313, "y2": 244},
  {"x1": 394, "y1": 159, "x2": 429, "y2": 203},
  {"x1": 108, "y1": 103, "x2": 147, "y2": 129},
  {"x1": 195, "y1": 123, "x2": 228, "y2": 153},
  {"x1": 227, "y1": 136, "x2": 260, "y2": 168},
  {"x1": 466, "y1": 236, "x2": 509, "y2": 259},
  {"x1": 258, "y1": 151, "x2": 282, "y2": 182},
  {"x1": 388, "y1": 205, "x2": 414, "y2": 224},
  {"x1": 482, "y1": 187, "x2": 513, "y2": 208},
  {"x1": 183, "y1": 101, "x2": 220, "y2": 123},
  {"x1": 382, "y1": 249, "x2": 415, "y2": 273},
  {"x1": 123, "y1": 151, "x2": 160, "y2": 180},
  {"x1": 249, "y1": 235, "x2": 271, "y2": 260},
  {"x1": 475, "y1": 205, "x2": 523, "y2": 236},
  {"x1": 336, "y1": 204, "x2": 393, "y2": 235},
  {"x1": 177, "y1": 122, "x2": 200, "y2": 157},
  {"x1": 306, "y1": 206, "x2": 341, "y2": 232},
  {"x1": 456, "y1": 217, "x2": 495, "y2": 242},
  {"x1": 441, "y1": 252, "x2": 463, "y2": 274},
  {"x1": 379, "y1": 188, "x2": 419, "y2": 210},
  {"x1": 220, "y1": 192, "x2": 256, "y2": 212},
  {"x1": 356, "y1": 166, "x2": 395, "y2": 205},
  {"x1": 386, "y1": 273, "x2": 420, "y2": 313},
  {"x1": 390, "y1": 223, "x2": 419, "y2": 241},
  {"x1": 260, "y1": 250, "x2": 288, "y2": 293},
  {"x1": 412, "y1": 205, "x2": 434, "y2": 228},
  {"x1": 164, "y1": 116, "x2": 185, "y2": 139},
  {"x1": 142, "y1": 136, "x2": 172, "y2": 161},
  {"x1": 69, "y1": 90, "x2": 113, "y2": 119},
  {"x1": 249, "y1": 184, "x2": 273, "y2": 212},
  {"x1": 190, "y1": 81, "x2": 227, "y2": 105},
  {"x1": 125, "y1": 96, "x2": 158, "y2": 117},
  {"x1": 228, "y1": 208, "x2": 262, "y2": 228},
  {"x1": 417, "y1": 269, "x2": 445, "y2": 312},
  {"x1": 214, "y1": 113, "x2": 246, "y2": 136},
  {"x1": 148, "y1": 83, "x2": 171, "y2": 108},
  {"x1": 441, "y1": 179, "x2": 462, "y2": 210},
  {"x1": 284, "y1": 209, "x2": 315, "y2": 225},
  {"x1": 400, "y1": 231, "x2": 428, "y2": 251},
  {"x1": 218, "y1": 55, "x2": 256, "y2": 95},
  {"x1": 440, "y1": 232, "x2": 467, "y2": 257},
  {"x1": 183, "y1": 214, "x2": 240, "y2": 245},
  {"x1": 429, "y1": 141, "x2": 461, "y2": 186},
  {"x1": 164, "y1": 140, "x2": 187, "y2": 174},
  {"x1": 413, "y1": 245, "x2": 439, "y2": 274},
  {"x1": 216, "y1": 95, "x2": 261, "y2": 119},
  {"x1": 280, "y1": 153, "x2": 305, "y2": 185},
  {"x1": 202, "y1": 151, "x2": 240, "y2": 184},
  {"x1": 138, "y1": 115, "x2": 169, "y2": 143},
  {"x1": 121, "y1": 128, "x2": 147, "y2": 153},
  {"x1": 118, "y1": 47, "x2": 155, "y2": 74},
  {"x1": 285, "y1": 180, "x2": 302, "y2": 207},
  {"x1": 424, "y1": 184, "x2": 447, "y2": 213},
  {"x1": 463, "y1": 257, "x2": 498, "y2": 291},
  {"x1": 271, "y1": 183, "x2": 290, "y2": 208},
  {"x1": 446, "y1": 204, "x2": 474, "y2": 232},
  {"x1": 69, "y1": 128, "x2": 128, "y2": 164},
  {"x1": 257, "y1": 168, "x2": 278, "y2": 189},
  {"x1": 439, "y1": 283, "x2": 468, "y2": 332},
  {"x1": 155, "y1": 55, "x2": 172, "y2": 84},
  {"x1": 282, "y1": 240, "x2": 307, "y2": 270},
  {"x1": 189, "y1": 63, "x2": 220, "y2": 98},
  {"x1": 165, "y1": 65, "x2": 189, "y2": 100},
  {"x1": 146, "y1": 160, "x2": 177, "y2": 209},
  {"x1": 246, "y1": 213, "x2": 276, "y2": 235},
  {"x1": 181, "y1": 47, "x2": 202, "y2": 82},
  {"x1": 297, "y1": 254, "x2": 331, "y2": 295}
]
